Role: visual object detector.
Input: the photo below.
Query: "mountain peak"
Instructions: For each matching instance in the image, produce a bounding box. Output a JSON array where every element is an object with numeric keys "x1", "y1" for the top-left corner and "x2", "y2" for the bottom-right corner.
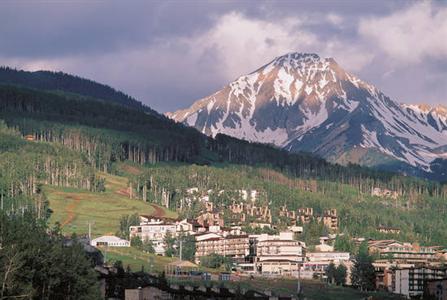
[
  {"x1": 403, "y1": 103, "x2": 447, "y2": 118},
  {"x1": 168, "y1": 53, "x2": 447, "y2": 172},
  {"x1": 274, "y1": 52, "x2": 321, "y2": 63}
]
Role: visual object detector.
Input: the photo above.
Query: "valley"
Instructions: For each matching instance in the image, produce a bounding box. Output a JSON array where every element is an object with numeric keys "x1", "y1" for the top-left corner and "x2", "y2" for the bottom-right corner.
[{"x1": 0, "y1": 65, "x2": 445, "y2": 300}]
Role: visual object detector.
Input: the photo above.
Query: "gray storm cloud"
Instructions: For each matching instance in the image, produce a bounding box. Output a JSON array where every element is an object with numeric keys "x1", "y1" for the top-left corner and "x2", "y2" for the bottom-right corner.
[{"x1": 0, "y1": 0, "x2": 445, "y2": 112}]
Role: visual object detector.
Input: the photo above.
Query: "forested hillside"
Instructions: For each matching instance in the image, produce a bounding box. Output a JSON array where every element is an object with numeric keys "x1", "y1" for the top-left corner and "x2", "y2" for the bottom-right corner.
[
  {"x1": 0, "y1": 73, "x2": 446, "y2": 247},
  {"x1": 118, "y1": 162, "x2": 447, "y2": 246},
  {"x1": 0, "y1": 84, "x2": 444, "y2": 191},
  {"x1": 0, "y1": 66, "x2": 158, "y2": 115}
]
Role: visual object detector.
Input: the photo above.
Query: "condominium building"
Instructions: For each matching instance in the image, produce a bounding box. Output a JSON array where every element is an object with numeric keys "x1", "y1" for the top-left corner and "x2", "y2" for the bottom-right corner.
[
  {"x1": 321, "y1": 209, "x2": 338, "y2": 231},
  {"x1": 302, "y1": 251, "x2": 350, "y2": 279},
  {"x1": 392, "y1": 267, "x2": 447, "y2": 298},
  {"x1": 297, "y1": 207, "x2": 313, "y2": 224},
  {"x1": 426, "y1": 279, "x2": 447, "y2": 300},
  {"x1": 369, "y1": 240, "x2": 439, "y2": 263},
  {"x1": 129, "y1": 222, "x2": 177, "y2": 241},
  {"x1": 251, "y1": 232, "x2": 306, "y2": 277},
  {"x1": 195, "y1": 233, "x2": 249, "y2": 264}
]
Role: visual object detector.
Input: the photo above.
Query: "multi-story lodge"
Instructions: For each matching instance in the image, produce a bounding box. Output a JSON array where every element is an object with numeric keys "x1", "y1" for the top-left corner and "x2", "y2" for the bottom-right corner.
[
  {"x1": 194, "y1": 233, "x2": 249, "y2": 264},
  {"x1": 251, "y1": 232, "x2": 306, "y2": 277},
  {"x1": 392, "y1": 267, "x2": 447, "y2": 298},
  {"x1": 368, "y1": 240, "x2": 440, "y2": 263},
  {"x1": 296, "y1": 208, "x2": 339, "y2": 231},
  {"x1": 320, "y1": 209, "x2": 338, "y2": 231},
  {"x1": 302, "y1": 251, "x2": 350, "y2": 279},
  {"x1": 297, "y1": 207, "x2": 313, "y2": 224},
  {"x1": 227, "y1": 201, "x2": 272, "y2": 224},
  {"x1": 377, "y1": 226, "x2": 401, "y2": 235},
  {"x1": 129, "y1": 217, "x2": 179, "y2": 255},
  {"x1": 196, "y1": 211, "x2": 224, "y2": 228},
  {"x1": 130, "y1": 221, "x2": 177, "y2": 241}
]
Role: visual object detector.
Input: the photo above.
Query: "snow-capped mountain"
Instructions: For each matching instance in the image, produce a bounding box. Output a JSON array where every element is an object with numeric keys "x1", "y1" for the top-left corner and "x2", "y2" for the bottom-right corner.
[{"x1": 167, "y1": 53, "x2": 447, "y2": 173}]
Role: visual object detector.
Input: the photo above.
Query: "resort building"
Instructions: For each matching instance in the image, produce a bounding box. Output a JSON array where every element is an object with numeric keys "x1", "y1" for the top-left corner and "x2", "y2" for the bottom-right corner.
[
  {"x1": 194, "y1": 233, "x2": 249, "y2": 264},
  {"x1": 90, "y1": 236, "x2": 130, "y2": 247},
  {"x1": 392, "y1": 267, "x2": 447, "y2": 298},
  {"x1": 251, "y1": 232, "x2": 306, "y2": 277}
]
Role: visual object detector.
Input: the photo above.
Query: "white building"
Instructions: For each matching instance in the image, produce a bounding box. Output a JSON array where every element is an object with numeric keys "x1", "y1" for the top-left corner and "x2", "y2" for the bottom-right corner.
[
  {"x1": 130, "y1": 220, "x2": 178, "y2": 255},
  {"x1": 287, "y1": 225, "x2": 304, "y2": 234},
  {"x1": 90, "y1": 236, "x2": 130, "y2": 247},
  {"x1": 302, "y1": 251, "x2": 350, "y2": 279},
  {"x1": 315, "y1": 243, "x2": 334, "y2": 252},
  {"x1": 251, "y1": 232, "x2": 306, "y2": 277},
  {"x1": 307, "y1": 252, "x2": 350, "y2": 262},
  {"x1": 130, "y1": 222, "x2": 177, "y2": 241},
  {"x1": 176, "y1": 219, "x2": 195, "y2": 234}
]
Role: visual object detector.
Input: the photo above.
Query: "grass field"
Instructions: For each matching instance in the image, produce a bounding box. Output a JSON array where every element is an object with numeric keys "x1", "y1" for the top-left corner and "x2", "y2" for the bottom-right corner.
[
  {"x1": 46, "y1": 172, "x2": 177, "y2": 237},
  {"x1": 104, "y1": 247, "x2": 177, "y2": 273}
]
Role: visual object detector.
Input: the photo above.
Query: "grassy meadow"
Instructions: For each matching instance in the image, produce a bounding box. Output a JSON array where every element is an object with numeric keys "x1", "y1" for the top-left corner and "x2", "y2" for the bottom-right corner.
[{"x1": 46, "y1": 172, "x2": 177, "y2": 237}]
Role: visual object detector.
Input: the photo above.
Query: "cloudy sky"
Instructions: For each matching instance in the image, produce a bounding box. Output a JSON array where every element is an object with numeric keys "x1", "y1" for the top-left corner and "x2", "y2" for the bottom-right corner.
[{"x1": 1, "y1": 0, "x2": 446, "y2": 112}]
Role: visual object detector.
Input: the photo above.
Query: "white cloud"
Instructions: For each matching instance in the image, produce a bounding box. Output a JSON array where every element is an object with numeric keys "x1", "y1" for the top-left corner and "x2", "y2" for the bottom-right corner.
[
  {"x1": 359, "y1": 2, "x2": 447, "y2": 64},
  {"x1": 6, "y1": 6, "x2": 445, "y2": 112},
  {"x1": 321, "y1": 40, "x2": 373, "y2": 72},
  {"x1": 326, "y1": 13, "x2": 343, "y2": 26},
  {"x1": 188, "y1": 12, "x2": 319, "y2": 79}
]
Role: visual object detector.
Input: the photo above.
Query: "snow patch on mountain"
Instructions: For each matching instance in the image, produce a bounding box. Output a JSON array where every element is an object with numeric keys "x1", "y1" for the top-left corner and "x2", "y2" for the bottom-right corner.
[{"x1": 168, "y1": 52, "x2": 447, "y2": 173}]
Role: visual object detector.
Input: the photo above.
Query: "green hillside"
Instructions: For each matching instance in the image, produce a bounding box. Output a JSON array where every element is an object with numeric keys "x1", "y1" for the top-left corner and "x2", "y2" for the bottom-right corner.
[
  {"x1": 0, "y1": 69, "x2": 445, "y2": 300},
  {"x1": 46, "y1": 172, "x2": 177, "y2": 237},
  {"x1": 0, "y1": 74, "x2": 446, "y2": 247},
  {"x1": 117, "y1": 162, "x2": 447, "y2": 246}
]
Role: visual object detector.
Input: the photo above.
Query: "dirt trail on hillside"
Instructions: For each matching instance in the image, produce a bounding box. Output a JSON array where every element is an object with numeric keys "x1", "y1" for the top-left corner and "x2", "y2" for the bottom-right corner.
[
  {"x1": 116, "y1": 188, "x2": 130, "y2": 197},
  {"x1": 61, "y1": 195, "x2": 81, "y2": 227},
  {"x1": 150, "y1": 204, "x2": 166, "y2": 218}
]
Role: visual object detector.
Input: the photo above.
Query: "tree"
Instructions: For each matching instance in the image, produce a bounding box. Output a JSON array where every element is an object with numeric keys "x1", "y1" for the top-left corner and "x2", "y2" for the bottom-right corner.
[
  {"x1": 142, "y1": 240, "x2": 155, "y2": 254},
  {"x1": 200, "y1": 253, "x2": 232, "y2": 270},
  {"x1": 0, "y1": 211, "x2": 100, "y2": 299},
  {"x1": 130, "y1": 236, "x2": 143, "y2": 249},
  {"x1": 178, "y1": 234, "x2": 196, "y2": 261},
  {"x1": 164, "y1": 232, "x2": 177, "y2": 257},
  {"x1": 118, "y1": 214, "x2": 139, "y2": 239},
  {"x1": 351, "y1": 241, "x2": 376, "y2": 291},
  {"x1": 326, "y1": 262, "x2": 336, "y2": 284},
  {"x1": 334, "y1": 264, "x2": 347, "y2": 286},
  {"x1": 334, "y1": 234, "x2": 354, "y2": 253}
]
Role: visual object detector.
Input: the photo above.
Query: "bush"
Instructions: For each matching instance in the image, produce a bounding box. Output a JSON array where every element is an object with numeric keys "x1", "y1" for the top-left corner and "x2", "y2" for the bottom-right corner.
[{"x1": 200, "y1": 253, "x2": 232, "y2": 270}]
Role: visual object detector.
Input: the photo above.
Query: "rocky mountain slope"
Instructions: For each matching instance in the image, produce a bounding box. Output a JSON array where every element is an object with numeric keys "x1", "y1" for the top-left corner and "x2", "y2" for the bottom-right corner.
[{"x1": 167, "y1": 53, "x2": 447, "y2": 174}]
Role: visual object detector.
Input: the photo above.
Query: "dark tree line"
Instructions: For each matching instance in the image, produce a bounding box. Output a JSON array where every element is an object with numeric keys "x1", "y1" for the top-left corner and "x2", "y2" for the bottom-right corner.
[
  {"x1": 0, "y1": 66, "x2": 158, "y2": 115},
  {"x1": 0, "y1": 211, "x2": 100, "y2": 299},
  {"x1": 1, "y1": 83, "x2": 446, "y2": 197}
]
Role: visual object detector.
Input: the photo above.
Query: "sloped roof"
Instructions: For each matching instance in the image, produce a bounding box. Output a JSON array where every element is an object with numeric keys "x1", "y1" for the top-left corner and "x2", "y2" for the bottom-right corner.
[
  {"x1": 167, "y1": 260, "x2": 198, "y2": 268},
  {"x1": 91, "y1": 235, "x2": 129, "y2": 243}
]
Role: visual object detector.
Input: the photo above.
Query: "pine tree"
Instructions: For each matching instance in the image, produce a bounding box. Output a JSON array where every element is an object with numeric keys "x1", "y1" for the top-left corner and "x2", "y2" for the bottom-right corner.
[{"x1": 351, "y1": 241, "x2": 376, "y2": 291}]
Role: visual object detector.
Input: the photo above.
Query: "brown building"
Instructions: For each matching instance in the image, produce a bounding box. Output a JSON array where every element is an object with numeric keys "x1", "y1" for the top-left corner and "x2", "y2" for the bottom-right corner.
[
  {"x1": 369, "y1": 240, "x2": 439, "y2": 263},
  {"x1": 297, "y1": 207, "x2": 313, "y2": 224},
  {"x1": 246, "y1": 204, "x2": 272, "y2": 223},
  {"x1": 204, "y1": 202, "x2": 214, "y2": 213},
  {"x1": 426, "y1": 279, "x2": 447, "y2": 300},
  {"x1": 392, "y1": 267, "x2": 447, "y2": 298},
  {"x1": 124, "y1": 286, "x2": 170, "y2": 300},
  {"x1": 195, "y1": 233, "x2": 249, "y2": 264},
  {"x1": 320, "y1": 209, "x2": 338, "y2": 231},
  {"x1": 279, "y1": 205, "x2": 296, "y2": 221},
  {"x1": 377, "y1": 226, "x2": 401, "y2": 234},
  {"x1": 229, "y1": 202, "x2": 244, "y2": 214},
  {"x1": 196, "y1": 211, "x2": 224, "y2": 227}
]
